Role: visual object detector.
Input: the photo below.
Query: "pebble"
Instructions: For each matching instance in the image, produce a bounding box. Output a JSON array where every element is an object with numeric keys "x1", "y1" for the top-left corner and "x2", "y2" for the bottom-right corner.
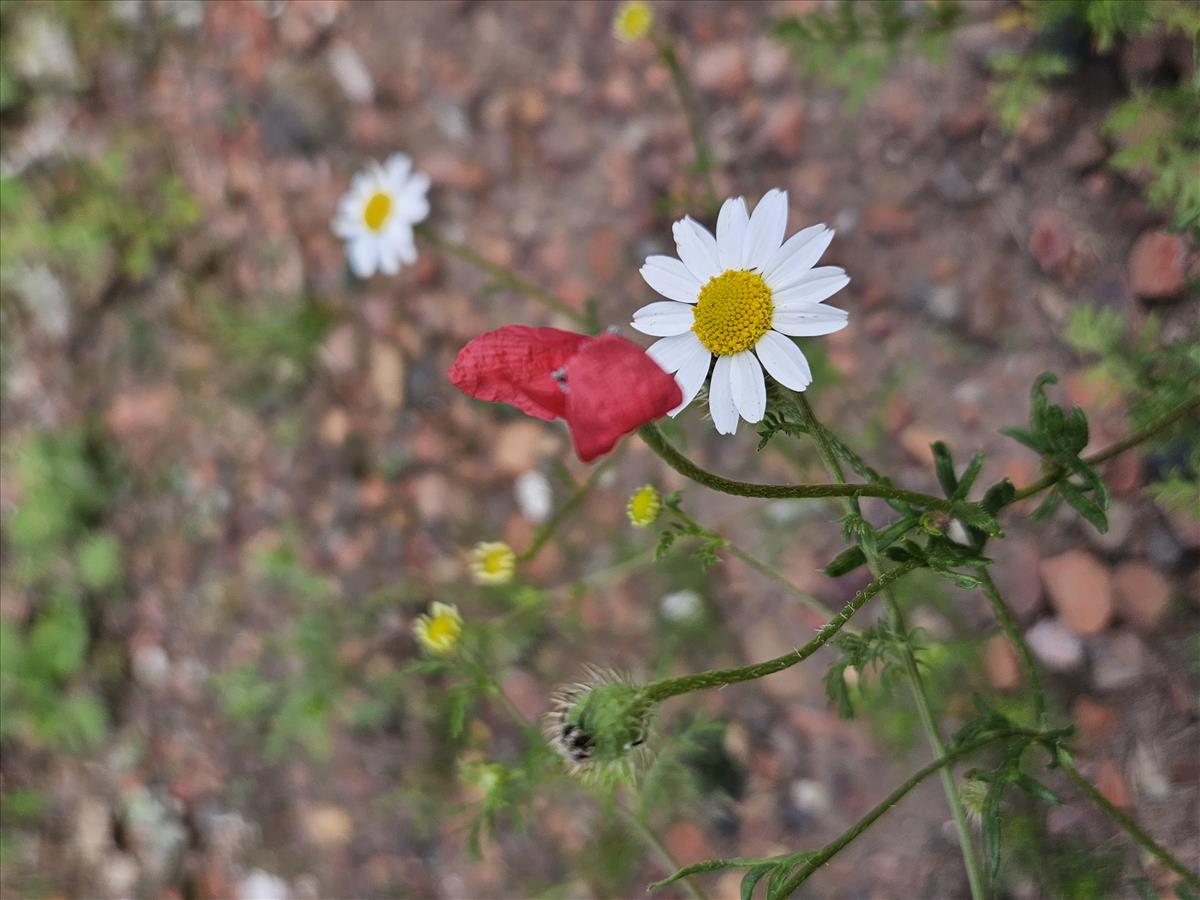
[
  {"x1": 303, "y1": 805, "x2": 353, "y2": 848},
  {"x1": 1112, "y1": 560, "x2": 1171, "y2": 632},
  {"x1": 1029, "y1": 208, "x2": 1073, "y2": 276},
  {"x1": 1025, "y1": 618, "x2": 1084, "y2": 672},
  {"x1": 1038, "y1": 550, "x2": 1113, "y2": 636},
  {"x1": 984, "y1": 634, "x2": 1021, "y2": 690},
  {"x1": 369, "y1": 343, "x2": 405, "y2": 410},
  {"x1": 990, "y1": 538, "x2": 1044, "y2": 624},
  {"x1": 494, "y1": 420, "x2": 557, "y2": 475},
  {"x1": 239, "y1": 869, "x2": 291, "y2": 900},
  {"x1": 1090, "y1": 630, "x2": 1146, "y2": 691},
  {"x1": 693, "y1": 43, "x2": 748, "y2": 97},
  {"x1": 1063, "y1": 128, "x2": 1107, "y2": 171},
  {"x1": 326, "y1": 41, "x2": 373, "y2": 104},
  {"x1": 513, "y1": 470, "x2": 553, "y2": 523},
  {"x1": 1128, "y1": 230, "x2": 1188, "y2": 300},
  {"x1": 1071, "y1": 696, "x2": 1118, "y2": 743}
]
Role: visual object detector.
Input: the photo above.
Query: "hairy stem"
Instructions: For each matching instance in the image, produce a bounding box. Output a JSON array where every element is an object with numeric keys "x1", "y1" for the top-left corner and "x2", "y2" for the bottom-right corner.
[
  {"x1": 776, "y1": 730, "x2": 1041, "y2": 897},
  {"x1": 415, "y1": 222, "x2": 588, "y2": 327},
  {"x1": 1009, "y1": 396, "x2": 1200, "y2": 503},
  {"x1": 642, "y1": 562, "x2": 916, "y2": 702},
  {"x1": 518, "y1": 451, "x2": 619, "y2": 563},
  {"x1": 652, "y1": 35, "x2": 719, "y2": 212},
  {"x1": 1061, "y1": 758, "x2": 1200, "y2": 892},
  {"x1": 637, "y1": 423, "x2": 979, "y2": 517},
  {"x1": 788, "y1": 391, "x2": 987, "y2": 900},
  {"x1": 976, "y1": 567, "x2": 1046, "y2": 726}
]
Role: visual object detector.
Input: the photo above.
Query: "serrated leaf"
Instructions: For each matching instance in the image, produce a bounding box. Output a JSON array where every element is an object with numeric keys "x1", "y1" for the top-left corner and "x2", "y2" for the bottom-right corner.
[
  {"x1": 933, "y1": 441, "x2": 958, "y2": 497},
  {"x1": 955, "y1": 453, "x2": 986, "y2": 500},
  {"x1": 1012, "y1": 774, "x2": 1061, "y2": 806},
  {"x1": 951, "y1": 502, "x2": 1003, "y2": 536},
  {"x1": 1057, "y1": 480, "x2": 1109, "y2": 533},
  {"x1": 982, "y1": 778, "x2": 1005, "y2": 881},
  {"x1": 741, "y1": 864, "x2": 773, "y2": 900},
  {"x1": 649, "y1": 856, "x2": 786, "y2": 891}
]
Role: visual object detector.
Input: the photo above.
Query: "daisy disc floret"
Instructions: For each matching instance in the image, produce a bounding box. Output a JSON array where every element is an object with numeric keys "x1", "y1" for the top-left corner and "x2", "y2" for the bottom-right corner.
[
  {"x1": 413, "y1": 601, "x2": 464, "y2": 655},
  {"x1": 627, "y1": 484, "x2": 663, "y2": 528},
  {"x1": 333, "y1": 153, "x2": 430, "y2": 278},
  {"x1": 613, "y1": 0, "x2": 654, "y2": 42},
  {"x1": 469, "y1": 541, "x2": 516, "y2": 585},
  {"x1": 631, "y1": 189, "x2": 851, "y2": 435}
]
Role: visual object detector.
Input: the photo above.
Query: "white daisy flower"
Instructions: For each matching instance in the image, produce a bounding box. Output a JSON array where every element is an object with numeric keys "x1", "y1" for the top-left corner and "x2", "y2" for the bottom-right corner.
[
  {"x1": 630, "y1": 189, "x2": 850, "y2": 435},
  {"x1": 333, "y1": 153, "x2": 430, "y2": 278}
]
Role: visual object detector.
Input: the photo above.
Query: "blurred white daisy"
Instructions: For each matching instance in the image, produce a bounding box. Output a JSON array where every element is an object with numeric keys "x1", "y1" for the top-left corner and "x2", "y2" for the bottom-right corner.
[
  {"x1": 631, "y1": 189, "x2": 850, "y2": 435},
  {"x1": 333, "y1": 154, "x2": 430, "y2": 278}
]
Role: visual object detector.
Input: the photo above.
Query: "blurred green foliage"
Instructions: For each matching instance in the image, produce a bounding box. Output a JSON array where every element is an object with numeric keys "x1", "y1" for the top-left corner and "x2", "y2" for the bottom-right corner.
[
  {"x1": 773, "y1": 0, "x2": 963, "y2": 108},
  {"x1": 1, "y1": 432, "x2": 124, "y2": 752},
  {"x1": 1065, "y1": 305, "x2": 1200, "y2": 517}
]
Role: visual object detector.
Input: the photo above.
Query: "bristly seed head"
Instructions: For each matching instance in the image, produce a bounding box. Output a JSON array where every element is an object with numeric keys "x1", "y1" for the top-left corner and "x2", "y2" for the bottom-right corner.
[{"x1": 545, "y1": 667, "x2": 654, "y2": 778}]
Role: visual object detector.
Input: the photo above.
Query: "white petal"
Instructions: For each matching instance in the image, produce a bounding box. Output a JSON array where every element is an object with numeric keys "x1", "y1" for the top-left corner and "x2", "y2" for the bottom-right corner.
[
  {"x1": 708, "y1": 355, "x2": 739, "y2": 435},
  {"x1": 648, "y1": 333, "x2": 711, "y2": 415},
  {"x1": 742, "y1": 189, "x2": 788, "y2": 271},
  {"x1": 639, "y1": 256, "x2": 702, "y2": 304},
  {"x1": 754, "y1": 331, "x2": 812, "y2": 391},
  {"x1": 332, "y1": 212, "x2": 362, "y2": 239},
  {"x1": 762, "y1": 224, "x2": 824, "y2": 276},
  {"x1": 771, "y1": 305, "x2": 849, "y2": 336},
  {"x1": 349, "y1": 236, "x2": 380, "y2": 278},
  {"x1": 397, "y1": 174, "x2": 431, "y2": 223},
  {"x1": 672, "y1": 216, "x2": 722, "y2": 283},
  {"x1": 631, "y1": 301, "x2": 695, "y2": 336},
  {"x1": 764, "y1": 228, "x2": 836, "y2": 291},
  {"x1": 716, "y1": 196, "x2": 749, "y2": 270},
  {"x1": 397, "y1": 239, "x2": 418, "y2": 266},
  {"x1": 647, "y1": 332, "x2": 703, "y2": 372},
  {"x1": 773, "y1": 269, "x2": 850, "y2": 307},
  {"x1": 385, "y1": 153, "x2": 413, "y2": 184},
  {"x1": 671, "y1": 340, "x2": 712, "y2": 415},
  {"x1": 728, "y1": 350, "x2": 766, "y2": 423},
  {"x1": 378, "y1": 240, "x2": 401, "y2": 276}
]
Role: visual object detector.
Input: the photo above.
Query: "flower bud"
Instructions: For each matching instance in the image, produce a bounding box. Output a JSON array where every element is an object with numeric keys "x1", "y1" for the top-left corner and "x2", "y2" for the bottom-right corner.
[{"x1": 545, "y1": 668, "x2": 654, "y2": 776}]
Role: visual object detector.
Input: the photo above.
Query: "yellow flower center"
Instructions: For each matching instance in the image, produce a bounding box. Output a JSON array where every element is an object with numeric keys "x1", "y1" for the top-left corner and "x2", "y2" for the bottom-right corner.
[
  {"x1": 614, "y1": 1, "x2": 653, "y2": 42},
  {"x1": 425, "y1": 612, "x2": 462, "y2": 647},
  {"x1": 362, "y1": 191, "x2": 392, "y2": 232},
  {"x1": 627, "y1": 485, "x2": 662, "y2": 528},
  {"x1": 691, "y1": 269, "x2": 774, "y2": 356},
  {"x1": 481, "y1": 547, "x2": 510, "y2": 574}
]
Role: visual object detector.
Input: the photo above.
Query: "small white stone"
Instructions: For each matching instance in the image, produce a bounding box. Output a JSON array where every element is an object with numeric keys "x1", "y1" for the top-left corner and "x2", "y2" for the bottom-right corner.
[
  {"x1": 326, "y1": 42, "x2": 374, "y2": 105},
  {"x1": 239, "y1": 869, "x2": 291, "y2": 900},
  {"x1": 1025, "y1": 619, "x2": 1084, "y2": 672},
  {"x1": 660, "y1": 589, "x2": 702, "y2": 622},
  {"x1": 514, "y1": 470, "x2": 553, "y2": 523}
]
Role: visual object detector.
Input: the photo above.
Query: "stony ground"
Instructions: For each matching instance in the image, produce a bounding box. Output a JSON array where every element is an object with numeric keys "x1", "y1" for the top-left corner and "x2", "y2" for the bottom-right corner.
[{"x1": 1, "y1": 1, "x2": 1197, "y2": 899}]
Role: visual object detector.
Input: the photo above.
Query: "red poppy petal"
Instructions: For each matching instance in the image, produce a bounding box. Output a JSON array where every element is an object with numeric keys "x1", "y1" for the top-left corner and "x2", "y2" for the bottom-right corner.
[
  {"x1": 564, "y1": 334, "x2": 684, "y2": 462},
  {"x1": 448, "y1": 326, "x2": 588, "y2": 420}
]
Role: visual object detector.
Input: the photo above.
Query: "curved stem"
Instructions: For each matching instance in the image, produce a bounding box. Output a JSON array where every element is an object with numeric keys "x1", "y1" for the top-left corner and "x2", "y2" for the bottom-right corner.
[
  {"x1": 1061, "y1": 759, "x2": 1200, "y2": 892},
  {"x1": 1010, "y1": 396, "x2": 1200, "y2": 503},
  {"x1": 643, "y1": 562, "x2": 916, "y2": 703},
  {"x1": 638, "y1": 423, "x2": 971, "y2": 515},
  {"x1": 518, "y1": 451, "x2": 619, "y2": 563},
  {"x1": 414, "y1": 223, "x2": 588, "y2": 327},
  {"x1": 788, "y1": 391, "x2": 987, "y2": 900},
  {"x1": 667, "y1": 506, "x2": 846, "y2": 625},
  {"x1": 976, "y1": 567, "x2": 1046, "y2": 727},
  {"x1": 776, "y1": 730, "x2": 1041, "y2": 897}
]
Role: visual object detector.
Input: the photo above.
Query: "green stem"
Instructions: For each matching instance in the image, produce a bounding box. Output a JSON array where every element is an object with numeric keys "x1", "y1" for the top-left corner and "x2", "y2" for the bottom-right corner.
[
  {"x1": 976, "y1": 567, "x2": 1046, "y2": 727},
  {"x1": 667, "y1": 506, "x2": 847, "y2": 626},
  {"x1": 652, "y1": 35, "x2": 719, "y2": 212},
  {"x1": 1061, "y1": 759, "x2": 1200, "y2": 892},
  {"x1": 776, "y1": 730, "x2": 1041, "y2": 897},
  {"x1": 642, "y1": 562, "x2": 916, "y2": 703},
  {"x1": 517, "y1": 451, "x2": 619, "y2": 563},
  {"x1": 788, "y1": 391, "x2": 987, "y2": 900},
  {"x1": 414, "y1": 222, "x2": 588, "y2": 327},
  {"x1": 1009, "y1": 396, "x2": 1200, "y2": 503},
  {"x1": 638, "y1": 423, "x2": 972, "y2": 515}
]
